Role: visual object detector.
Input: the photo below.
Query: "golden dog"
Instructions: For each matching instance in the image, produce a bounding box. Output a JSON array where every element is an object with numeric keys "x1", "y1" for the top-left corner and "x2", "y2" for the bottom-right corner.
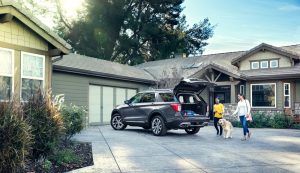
[{"x1": 218, "y1": 119, "x2": 233, "y2": 139}]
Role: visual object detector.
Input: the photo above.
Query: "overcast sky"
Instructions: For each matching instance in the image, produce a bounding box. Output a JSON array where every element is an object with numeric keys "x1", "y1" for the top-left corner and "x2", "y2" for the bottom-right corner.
[{"x1": 183, "y1": 0, "x2": 300, "y2": 54}]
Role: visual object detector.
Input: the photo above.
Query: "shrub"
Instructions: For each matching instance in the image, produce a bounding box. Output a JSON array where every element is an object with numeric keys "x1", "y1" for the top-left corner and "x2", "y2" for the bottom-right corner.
[
  {"x1": 248, "y1": 112, "x2": 272, "y2": 128},
  {"x1": 50, "y1": 149, "x2": 80, "y2": 166},
  {"x1": 0, "y1": 101, "x2": 33, "y2": 173},
  {"x1": 23, "y1": 91, "x2": 64, "y2": 159},
  {"x1": 61, "y1": 104, "x2": 86, "y2": 141},
  {"x1": 291, "y1": 124, "x2": 300, "y2": 129},
  {"x1": 270, "y1": 113, "x2": 294, "y2": 129}
]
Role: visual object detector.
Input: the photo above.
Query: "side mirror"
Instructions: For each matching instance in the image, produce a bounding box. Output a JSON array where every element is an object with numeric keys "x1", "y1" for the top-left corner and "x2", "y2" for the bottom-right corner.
[{"x1": 124, "y1": 100, "x2": 130, "y2": 105}]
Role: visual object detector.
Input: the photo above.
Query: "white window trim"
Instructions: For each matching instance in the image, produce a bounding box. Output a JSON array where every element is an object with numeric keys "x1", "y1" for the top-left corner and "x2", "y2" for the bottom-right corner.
[
  {"x1": 260, "y1": 61, "x2": 269, "y2": 69},
  {"x1": 251, "y1": 61, "x2": 259, "y2": 69},
  {"x1": 20, "y1": 52, "x2": 45, "y2": 100},
  {"x1": 270, "y1": 60, "x2": 279, "y2": 68},
  {"x1": 250, "y1": 83, "x2": 276, "y2": 108},
  {"x1": 284, "y1": 83, "x2": 291, "y2": 108},
  {"x1": 240, "y1": 85, "x2": 245, "y2": 95},
  {"x1": 0, "y1": 47, "x2": 14, "y2": 102}
]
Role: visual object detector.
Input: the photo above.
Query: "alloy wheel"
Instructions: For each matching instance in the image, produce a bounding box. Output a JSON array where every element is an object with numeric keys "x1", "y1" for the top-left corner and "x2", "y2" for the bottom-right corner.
[
  {"x1": 152, "y1": 118, "x2": 162, "y2": 135},
  {"x1": 112, "y1": 115, "x2": 124, "y2": 130}
]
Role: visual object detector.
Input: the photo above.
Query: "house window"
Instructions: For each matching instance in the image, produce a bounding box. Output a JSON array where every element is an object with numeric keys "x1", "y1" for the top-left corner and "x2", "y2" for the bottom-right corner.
[
  {"x1": 21, "y1": 52, "x2": 45, "y2": 101},
  {"x1": 240, "y1": 85, "x2": 245, "y2": 95},
  {"x1": 251, "y1": 61, "x2": 259, "y2": 69},
  {"x1": 260, "y1": 61, "x2": 269, "y2": 69},
  {"x1": 0, "y1": 48, "x2": 14, "y2": 101},
  {"x1": 284, "y1": 83, "x2": 290, "y2": 108},
  {"x1": 270, "y1": 60, "x2": 279, "y2": 68},
  {"x1": 251, "y1": 83, "x2": 276, "y2": 108}
]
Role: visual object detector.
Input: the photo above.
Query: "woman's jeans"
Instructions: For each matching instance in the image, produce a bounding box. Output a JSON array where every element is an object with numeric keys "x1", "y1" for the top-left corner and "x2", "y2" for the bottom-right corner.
[{"x1": 239, "y1": 115, "x2": 249, "y2": 136}]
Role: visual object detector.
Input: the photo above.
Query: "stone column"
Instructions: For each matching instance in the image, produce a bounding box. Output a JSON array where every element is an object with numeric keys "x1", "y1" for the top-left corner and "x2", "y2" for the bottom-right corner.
[{"x1": 230, "y1": 83, "x2": 236, "y2": 104}]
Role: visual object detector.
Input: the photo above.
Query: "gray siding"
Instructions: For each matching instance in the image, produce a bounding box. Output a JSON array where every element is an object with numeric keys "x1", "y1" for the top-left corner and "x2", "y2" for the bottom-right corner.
[
  {"x1": 52, "y1": 72, "x2": 151, "y2": 107},
  {"x1": 296, "y1": 81, "x2": 300, "y2": 103}
]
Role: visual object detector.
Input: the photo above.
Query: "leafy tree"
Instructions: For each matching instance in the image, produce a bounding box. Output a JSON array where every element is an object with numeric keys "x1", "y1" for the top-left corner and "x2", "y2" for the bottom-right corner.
[{"x1": 57, "y1": 0, "x2": 214, "y2": 65}]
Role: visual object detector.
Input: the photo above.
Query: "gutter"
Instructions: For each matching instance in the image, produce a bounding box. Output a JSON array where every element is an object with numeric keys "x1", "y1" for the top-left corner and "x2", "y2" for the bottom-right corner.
[
  {"x1": 241, "y1": 74, "x2": 300, "y2": 81},
  {"x1": 53, "y1": 65, "x2": 157, "y2": 85}
]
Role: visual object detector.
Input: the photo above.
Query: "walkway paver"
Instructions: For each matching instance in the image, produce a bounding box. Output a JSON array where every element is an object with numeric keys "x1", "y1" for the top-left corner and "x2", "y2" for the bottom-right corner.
[{"x1": 69, "y1": 126, "x2": 300, "y2": 173}]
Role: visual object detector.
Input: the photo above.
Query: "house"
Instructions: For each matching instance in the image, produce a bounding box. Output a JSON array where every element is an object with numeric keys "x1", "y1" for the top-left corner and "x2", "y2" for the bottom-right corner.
[
  {"x1": 136, "y1": 43, "x2": 300, "y2": 118},
  {"x1": 52, "y1": 54, "x2": 156, "y2": 125},
  {"x1": 0, "y1": 1, "x2": 71, "y2": 102}
]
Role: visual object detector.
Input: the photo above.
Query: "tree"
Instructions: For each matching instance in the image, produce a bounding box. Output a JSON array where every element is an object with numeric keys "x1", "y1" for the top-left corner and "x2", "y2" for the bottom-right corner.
[{"x1": 57, "y1": 0, "x2": 215, "y2": 65}]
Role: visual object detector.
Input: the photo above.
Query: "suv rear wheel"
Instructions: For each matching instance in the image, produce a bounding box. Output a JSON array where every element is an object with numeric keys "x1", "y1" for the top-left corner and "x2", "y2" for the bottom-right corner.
[
  {"x1": 185, "y1": 127, "x2": 200, "y2": 134},
  {"x1": 111, "y1": 113, "x2": 127, "y2": 130},
  {"x1": 151, "y1": 116, "x2": 167, "y2": 136}
]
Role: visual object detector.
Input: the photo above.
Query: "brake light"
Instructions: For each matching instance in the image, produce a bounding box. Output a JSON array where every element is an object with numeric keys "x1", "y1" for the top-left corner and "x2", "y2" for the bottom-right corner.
[{"x1": 170, "y1": 103, "x2": 181, "y2": 112}]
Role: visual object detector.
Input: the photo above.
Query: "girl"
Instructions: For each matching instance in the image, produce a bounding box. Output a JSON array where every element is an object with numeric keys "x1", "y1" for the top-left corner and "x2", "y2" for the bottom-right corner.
[
  {"x1": 213, "y1": 97, "x2": 224, "y2": 136},
  {"x1": 233, "y1": 93, "x2": 251, "y2": 141}
]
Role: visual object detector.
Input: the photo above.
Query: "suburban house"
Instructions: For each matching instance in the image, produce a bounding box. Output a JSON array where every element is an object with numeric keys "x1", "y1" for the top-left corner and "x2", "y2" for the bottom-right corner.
[
  {"x1": 52, "y1": 43, "x2": 300, "y2": 125},
  {"x1": 0, "y1": 1, "x2": 71, "y2": 102}
]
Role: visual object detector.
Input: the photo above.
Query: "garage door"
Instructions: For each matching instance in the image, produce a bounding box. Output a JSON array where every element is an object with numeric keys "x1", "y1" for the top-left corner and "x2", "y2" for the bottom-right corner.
[{"x1": 88, "y1": 85, "x2": 137, "y2": 125}]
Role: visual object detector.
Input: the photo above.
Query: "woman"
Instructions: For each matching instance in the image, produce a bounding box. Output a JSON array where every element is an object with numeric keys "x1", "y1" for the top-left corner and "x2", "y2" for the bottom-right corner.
[
  {"x1": 213, "y1": 97, "x2": 224, "y2": 136},
  {"x1": 233, "y1": 93, "x2": 251, "y2": 141}
]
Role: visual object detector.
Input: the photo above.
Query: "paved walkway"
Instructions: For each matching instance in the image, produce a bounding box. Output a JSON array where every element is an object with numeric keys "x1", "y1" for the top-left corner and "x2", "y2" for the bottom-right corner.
[{"x1": 69, "y1": 126, "x2": 300, "y2": 173}]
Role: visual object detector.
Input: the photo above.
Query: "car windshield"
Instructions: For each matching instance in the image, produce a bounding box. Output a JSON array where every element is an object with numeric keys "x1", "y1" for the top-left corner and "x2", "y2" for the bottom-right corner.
[{"x1": 158, "y1": 93, "x2": 178, "y2": 102}]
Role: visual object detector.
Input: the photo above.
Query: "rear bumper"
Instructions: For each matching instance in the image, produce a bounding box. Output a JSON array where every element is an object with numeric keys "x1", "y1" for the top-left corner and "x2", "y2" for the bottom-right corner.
[{"x1": 166, "y1": 116, "x2": 210, "y2": 129}]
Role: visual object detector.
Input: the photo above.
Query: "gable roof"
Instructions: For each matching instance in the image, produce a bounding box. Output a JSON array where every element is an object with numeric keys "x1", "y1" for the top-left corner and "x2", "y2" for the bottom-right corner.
[
  {"x1": 0, "y1": 0, "x2": 71, "y2": 54},
  {"x1": 53, "y1": 54, "x2": 156, "y2": 84},
  {"x1": 231, "y1": 43, "x2": 300, "y2": 65}
]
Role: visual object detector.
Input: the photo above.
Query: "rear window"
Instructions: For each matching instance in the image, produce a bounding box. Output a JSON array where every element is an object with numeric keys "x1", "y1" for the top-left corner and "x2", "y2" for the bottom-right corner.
[{"x1": 158, "y1": 93, "x2": 177, "y2": 102}]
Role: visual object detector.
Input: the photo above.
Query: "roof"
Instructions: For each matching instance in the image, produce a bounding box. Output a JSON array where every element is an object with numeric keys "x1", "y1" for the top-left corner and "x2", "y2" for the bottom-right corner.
[
  {"x1": 136, "y1": 43, "x2": 300, "y2": 81},
  {"x1": 231, "y1": 43, "x2": 300, "y2": 65},
  {"x1": 0, "y1": 0, "x2": 72, "y2": 54},
  {"x1": 53, "y1": 54, "x2": 156, "y2": 84}
]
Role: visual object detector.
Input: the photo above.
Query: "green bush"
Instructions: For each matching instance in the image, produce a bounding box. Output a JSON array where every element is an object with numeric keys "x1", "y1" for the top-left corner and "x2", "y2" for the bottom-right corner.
[
  {"x1": 61, "y1": 104, "x2": 86, "y2": 141},
  {"x1": 291, "y1": 124, "x2": 300, "y2": 129},
  {"x1": 23, "y1": 91, "x2": 64, "y2": 159},
  {"x1": 270, "y1": 113, "x2": 294, "y2": 129},
  {"x1": 50, "y1": 149, "x2": 80, "y2": 166},
  {"x1": 248, "y1": 112, "x2": 272, "y2": 128},
  {"x1": 0, "y1": 102, "x2": 33, "y2": 173}
]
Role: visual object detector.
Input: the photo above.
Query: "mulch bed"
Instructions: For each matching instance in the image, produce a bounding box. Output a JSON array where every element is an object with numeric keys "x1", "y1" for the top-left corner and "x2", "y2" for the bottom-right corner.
[{"x1": 25, "y1": 142, "x2": 93, "y2": 173}]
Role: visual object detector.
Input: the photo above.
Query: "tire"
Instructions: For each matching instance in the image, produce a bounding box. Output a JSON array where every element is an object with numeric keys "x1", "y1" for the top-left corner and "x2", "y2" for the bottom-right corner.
[
  {"x1": 111, "y1": 113, "x2": 127, "y2": 130},
  {"x1": 151, "y1": 116, "x2": 167, "y2": 136},
  {"x1": 185, "y1": 127, "x2": 200, "y2": 134}
]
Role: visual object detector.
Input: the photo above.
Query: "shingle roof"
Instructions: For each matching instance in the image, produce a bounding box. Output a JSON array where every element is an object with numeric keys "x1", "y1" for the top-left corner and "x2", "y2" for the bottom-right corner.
[
  {"x1": 53, "y1": 54, "x2": 156, "y2": 84},
  {"x1": 0, "y1": 0, "x2": 72, "y2": 52},
  {"x1": 136, "y1": 44, "x2": 300, "y2": 80}
]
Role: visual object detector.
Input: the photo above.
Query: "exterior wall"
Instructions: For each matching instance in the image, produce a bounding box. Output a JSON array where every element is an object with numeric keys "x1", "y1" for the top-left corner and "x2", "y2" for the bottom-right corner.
[
  {"x1": 199, "y1": 87, "x2": 209, "y2": 104},
  {"x1": 52, "y1": 72, "x2": 151, "y2": 107},
  {"x1": 239, "y1": 50, "x2": 292, "y2": 70},
  {"x1": 296, "y1": 81, "x2": 300, "y2": 103},
  {"x1": 0, "y1": 19, "x2": 48, "y2": 51}
]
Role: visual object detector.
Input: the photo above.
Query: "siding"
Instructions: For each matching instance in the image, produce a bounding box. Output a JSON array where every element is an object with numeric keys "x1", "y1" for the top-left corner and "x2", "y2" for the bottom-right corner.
[
  {"x1": 52, "y1": 72, "x2": 151, "y2": 107},
  {"x1": 200, "y1": 87, "x2": 209, "y2": 104},
  {"x1": 296, "y1": 81, "x2": 300, "y2": 102},
  {"x1": 239, "y1": 50, "x2": 292, "y2": 70}
]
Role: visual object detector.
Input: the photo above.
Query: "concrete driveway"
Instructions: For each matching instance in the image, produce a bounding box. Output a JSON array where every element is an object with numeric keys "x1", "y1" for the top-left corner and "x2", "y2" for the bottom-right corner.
[{"x1": 70, "y1": 126, "x2": 300, "y2": 173}]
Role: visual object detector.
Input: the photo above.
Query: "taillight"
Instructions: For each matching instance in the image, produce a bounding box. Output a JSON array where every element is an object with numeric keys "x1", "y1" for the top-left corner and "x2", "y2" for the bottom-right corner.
[{"x1": 170, "y1": 103, "x2": 181, "y2": 112}]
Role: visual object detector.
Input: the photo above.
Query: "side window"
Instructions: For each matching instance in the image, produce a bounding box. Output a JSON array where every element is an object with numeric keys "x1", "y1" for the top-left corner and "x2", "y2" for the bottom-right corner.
[
  {"x1": 129, "y1": 93, "x2": 143, "y2": 103},
  {"x1": 158, "y1": 93, "x2": 177, "y2": 102},
  {"x1": 140, "y1": 93, "x2": 155, "y2": 103}
]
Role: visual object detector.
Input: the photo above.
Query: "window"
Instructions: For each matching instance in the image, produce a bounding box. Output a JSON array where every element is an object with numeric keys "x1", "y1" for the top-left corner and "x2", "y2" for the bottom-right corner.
[
  {"x1": 260, "y1": 61, "x2": 269, "y2": 69},
  {"x1": 240, "y1": 85, "x2": 245, "y2": 95},
  {"x1": 158, "y1": 93, "x2": 177, "y2": 102},
  {"x1": 270, "y1": 60, "x2": 279, "y2": 68},
  {"x1": 140, "y1": 93, "x2": 155, "y2": 103},
  {"x1": 21, "y1": 52, "x2": 45, "y2": 101},
  {"x1": 251, "y1": 83, "x2": 276, "y2": 108},
  {"x1": 284, "y1": 83, "x2": 290, "y2": 108},
  {"x1": 129, "y1": 93, "x2": 143, "y2": 103},
  {"x1": 0, "y1": 48, "x2": 14, "y2": 101},
  {"x1": 251, "y1": 61, "x2": 259, "y2": 69}
]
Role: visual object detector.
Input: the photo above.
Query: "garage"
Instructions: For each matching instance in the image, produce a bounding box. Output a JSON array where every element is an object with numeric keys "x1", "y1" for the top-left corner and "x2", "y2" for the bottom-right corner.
[{"x1": 88, "y1": 85, "x2": 137, "y2": 125}]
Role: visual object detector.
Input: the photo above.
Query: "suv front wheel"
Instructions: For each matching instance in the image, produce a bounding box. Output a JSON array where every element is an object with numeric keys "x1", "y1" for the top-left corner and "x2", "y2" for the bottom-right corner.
[
  {"x1": 185, "y1": 127, "x2": 200, "y2": 134},
  {"x1": 151, "y1": 116, "x2": 167, "y2": 136},
  {"x1": 111, "y1": 113, "x2": 127, "y2": 130}
]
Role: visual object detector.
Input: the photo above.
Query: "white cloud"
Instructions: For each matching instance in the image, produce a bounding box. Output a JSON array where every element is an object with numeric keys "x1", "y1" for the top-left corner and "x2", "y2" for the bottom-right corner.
[{"x1": 278, "y1": 4, "x2": 300, "y2": 12}]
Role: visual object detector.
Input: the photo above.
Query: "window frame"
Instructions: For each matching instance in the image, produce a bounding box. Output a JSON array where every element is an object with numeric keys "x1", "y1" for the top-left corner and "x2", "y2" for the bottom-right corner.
[
  {"x1": 240, "y1": 85, "x2": 245, "y2": 95},
  {"x1": 270, "y1": 59, "x2": 279, "y2": 68},
  {"x1": 0, "y1": 47, "x2": 14, "y2": 102},
  {"x1": 250, "y1": 83, "x2": 276, "y2": 108},
  {"x1": 284, "y1": 83, "x2": 291, "y2": 108},
  {"x1": 20, "y1": 52, "x2": 45, "y2": 101},
  {"x1": 260, "y1": 61, "x2": 269, "y2": 69},
  {"x1": 251, "y1": 61, "x2": 259, "y2": 69}
]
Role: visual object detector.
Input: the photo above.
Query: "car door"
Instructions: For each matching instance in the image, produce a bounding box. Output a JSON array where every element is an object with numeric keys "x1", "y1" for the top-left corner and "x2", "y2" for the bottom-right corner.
[
  {"x1": 121, "y1": 93, "x2": 143, "y2": 123},
  {"x1": 133, "y1": 92, "x2": 156, "y2": 123}
]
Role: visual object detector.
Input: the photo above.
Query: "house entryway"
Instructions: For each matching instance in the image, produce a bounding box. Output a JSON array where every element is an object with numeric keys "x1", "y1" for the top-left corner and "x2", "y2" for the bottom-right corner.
[{"x1": 88, "y1": 85, "x2": 137, "y2": 125}]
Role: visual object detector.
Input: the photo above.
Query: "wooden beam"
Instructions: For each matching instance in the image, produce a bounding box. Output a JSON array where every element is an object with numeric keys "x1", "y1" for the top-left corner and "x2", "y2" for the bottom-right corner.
[
  {"x1": 49, "y1": 49, "x2": 62, "y2": 57},
  {"x1": 211, "y1": 72, "x2": 215, "y2": 82},
  {"x1": 205, "y1": 75, "x2": 212, "y2": 82},
  {"x1": 214, "y1": 72, "x2": 222, "y2": 82},
  {"x1": 0, "y1": 13, "x2": 13, "y2": 23},
  {"x1": 214, "y1": 81, "x2": 240, "y2": 86}
]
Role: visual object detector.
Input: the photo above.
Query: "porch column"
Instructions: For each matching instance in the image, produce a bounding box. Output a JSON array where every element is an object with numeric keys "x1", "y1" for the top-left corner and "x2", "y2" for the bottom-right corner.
[{"x1": 230, "y1": 83, "x2": 236, "y2": 103}]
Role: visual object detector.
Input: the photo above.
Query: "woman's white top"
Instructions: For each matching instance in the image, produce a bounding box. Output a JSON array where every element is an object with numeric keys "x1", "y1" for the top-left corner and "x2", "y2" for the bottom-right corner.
[{"x1": 233, "y1": 99, "x2": 251, "y2": 116}]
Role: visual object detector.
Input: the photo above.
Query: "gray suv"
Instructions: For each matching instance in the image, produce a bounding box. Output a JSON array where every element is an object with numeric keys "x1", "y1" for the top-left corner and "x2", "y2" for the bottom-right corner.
[{"x1": 110, "y1": 79, "x2": 210, "y2": 136}]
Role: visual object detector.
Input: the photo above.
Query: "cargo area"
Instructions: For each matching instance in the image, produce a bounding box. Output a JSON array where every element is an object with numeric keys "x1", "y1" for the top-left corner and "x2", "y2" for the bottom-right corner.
[{"x1": 178, "y1": 94, "x2": 207, "y2": 116}]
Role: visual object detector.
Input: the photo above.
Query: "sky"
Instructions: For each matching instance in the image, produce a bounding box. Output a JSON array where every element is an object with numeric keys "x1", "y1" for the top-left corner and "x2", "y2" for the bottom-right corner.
[{"x1": 182, "y1": 0, "x2": 300, "y2": 54}]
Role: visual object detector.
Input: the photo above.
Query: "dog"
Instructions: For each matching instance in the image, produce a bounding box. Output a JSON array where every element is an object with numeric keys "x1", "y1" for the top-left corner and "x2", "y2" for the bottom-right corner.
[{"x1": 218, "y1": 119, "x2": 233, "y2": 139}]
